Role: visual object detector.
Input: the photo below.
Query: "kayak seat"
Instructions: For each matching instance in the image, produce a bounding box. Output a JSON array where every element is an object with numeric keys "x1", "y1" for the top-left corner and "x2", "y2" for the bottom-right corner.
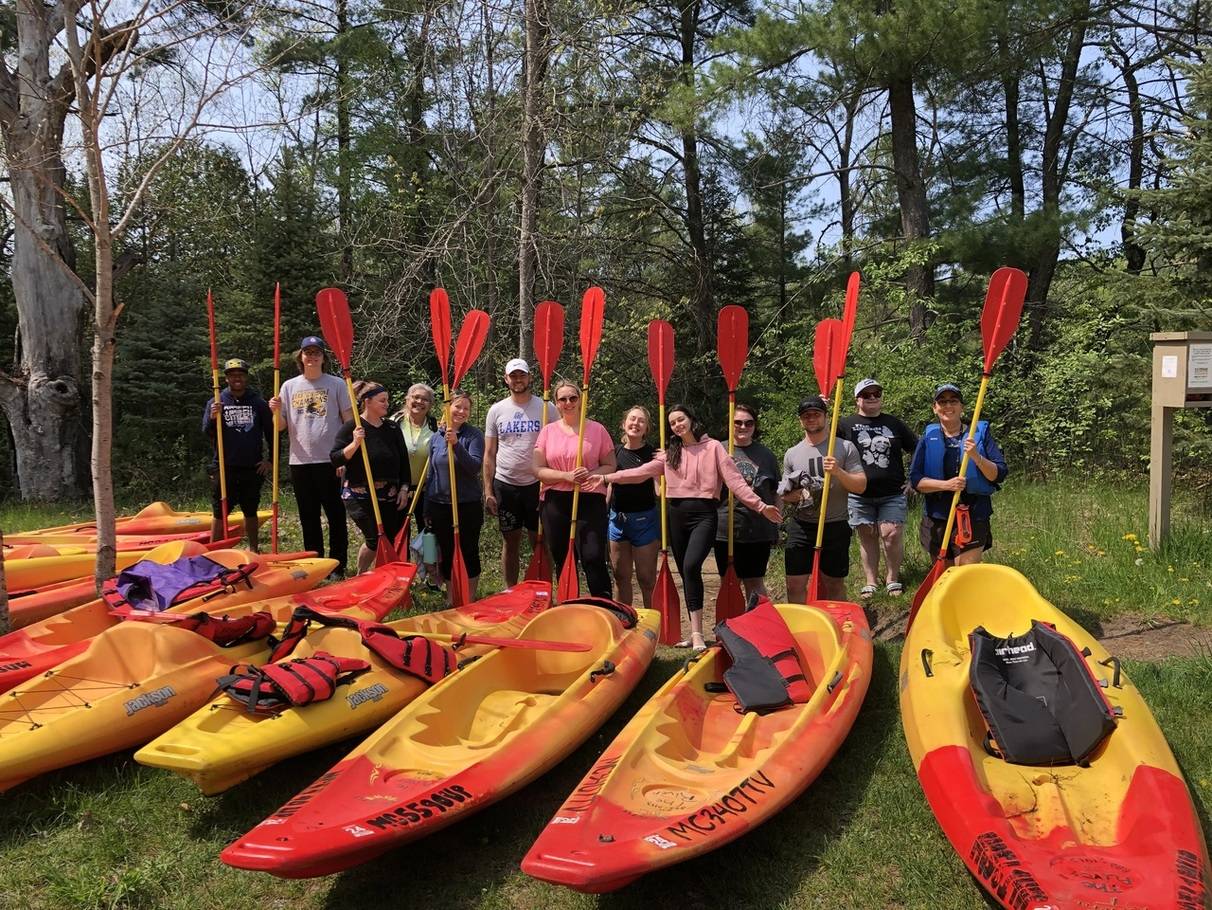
[{"x1": 969, "y1": 621, "x2": 1118, "y2": 766}]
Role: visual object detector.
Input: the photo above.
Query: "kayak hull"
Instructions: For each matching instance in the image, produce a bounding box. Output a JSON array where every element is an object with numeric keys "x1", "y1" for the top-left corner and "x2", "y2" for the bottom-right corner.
[
  {"x1": 901, "y1": 564, "x2": 1212, "y2": 910},
  {"x1": 11, "y1": 502, "x2": 270, "y2": 539},
  {"x1": 221, "y1": 603, "x2": 660, "y2": 878},
  {"x1": 136, "y1": 581, "x2": 553, "y2": 794},
  {"x1": 522, "y1": 601, "x2": 873, "y2": 892}
]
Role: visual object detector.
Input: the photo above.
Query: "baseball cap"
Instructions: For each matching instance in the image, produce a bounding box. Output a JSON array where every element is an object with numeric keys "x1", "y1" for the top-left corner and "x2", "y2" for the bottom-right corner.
[
  {"x1": 933, "y1": 383, "x2": 964, "y2": 402},
  {"x1": 505, "y1": 358, "x2": 530, "y2": 376},
  {"x1": 855, "y1": 378, "x2": 883, "y2": 397},
  {"x1": 798, "y1": 396, "x2": 828, "y2": 415},
  {"x1": 299, "y1": 335, "x2": 326, "y2": 352},
  {"x1": 223, "y1": 358, "x2": 250, "y2": 373}
]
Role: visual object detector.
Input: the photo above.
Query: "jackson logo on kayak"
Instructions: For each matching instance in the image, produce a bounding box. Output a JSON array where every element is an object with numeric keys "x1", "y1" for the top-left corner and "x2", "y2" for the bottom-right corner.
[
  {"x1": 363, "y1": 784, "x2": 474, "y2": 831},
  {"x1": 663, "y1": 770, "x2": 776, "y2": 842},
  {"x1": 558, "y1": 757, "x2": 619, "y2": 815},
  {"x1": 124, "y1": 686, "x2": 176, "y2": 716},
  {"x1": 346, "y1": 684, "x2": 389, "y2": 709},
  {"x1": 969, "y1": 832, "x2": 1049, "y2": 909},
  {"x1": 262, "y1": 772, "x2": 339, "y2": 822},
  {"x1": 1177, "y1": 848, "x2": 1209, "y2": 910}
]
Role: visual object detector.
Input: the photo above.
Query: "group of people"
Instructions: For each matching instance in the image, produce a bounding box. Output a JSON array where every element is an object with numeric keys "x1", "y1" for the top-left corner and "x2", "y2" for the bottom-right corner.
[{"x1": 204, "y1": 337, "x2": 1008, "y2": 648}]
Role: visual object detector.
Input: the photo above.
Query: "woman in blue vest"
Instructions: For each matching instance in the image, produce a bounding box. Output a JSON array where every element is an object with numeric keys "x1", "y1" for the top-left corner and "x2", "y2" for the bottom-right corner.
[{"x1": 908, "y1": 383, "x2": 1008, "y2": 565}]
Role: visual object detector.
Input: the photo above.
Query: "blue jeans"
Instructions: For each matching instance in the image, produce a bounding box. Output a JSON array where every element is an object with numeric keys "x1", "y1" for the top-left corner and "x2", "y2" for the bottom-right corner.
[{"x1": 847, "y1": 492, "x2": 908, "y2": 528}]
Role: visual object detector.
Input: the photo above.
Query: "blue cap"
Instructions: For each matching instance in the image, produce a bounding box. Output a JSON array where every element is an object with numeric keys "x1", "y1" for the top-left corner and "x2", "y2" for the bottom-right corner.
[
  {"x1": 933, "y1": 383, "x2": 964, "y2": 402},
  {"x1": 299, "y1": 335, "x2": 326, "y2": 352}
]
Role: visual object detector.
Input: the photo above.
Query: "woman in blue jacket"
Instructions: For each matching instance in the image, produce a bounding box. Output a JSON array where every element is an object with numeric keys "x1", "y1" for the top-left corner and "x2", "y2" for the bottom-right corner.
[
  {"x1": 908, "y1": 383, "x2": 1008, "y2": 566},
  {"x1": 425, "y1": 389, "x2": 485, "y2": 601}
]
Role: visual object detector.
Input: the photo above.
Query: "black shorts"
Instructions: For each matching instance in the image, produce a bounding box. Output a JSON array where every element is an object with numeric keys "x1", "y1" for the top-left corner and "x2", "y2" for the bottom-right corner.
[
  {"x1": 493, "y1": 479, "x2": 540, "y2": 534},
  {"x1": 713, "y1": 539, "x2": 772, "y2": 580},
  {"x1": 344, "y1": 494, "x2": 406, "y2": 550},
  {"x1": 785, "y1": 518, "x2": 852, "y2": 578},
  {"x1": 210, "y1": 465, "x2": 263, "y2": 518},
  {"x1": 920, "y1": 513, "x2": 992, "y2": 559}
]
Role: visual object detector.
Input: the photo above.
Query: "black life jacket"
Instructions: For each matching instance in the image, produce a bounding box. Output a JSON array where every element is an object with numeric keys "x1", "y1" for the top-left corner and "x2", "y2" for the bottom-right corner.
[
  {"x1": 969, "y1": 620, "x2": 1118, "y2": 765},
  {"x1": 714, "y1": 597, "x2": 812, "y2": 714}
]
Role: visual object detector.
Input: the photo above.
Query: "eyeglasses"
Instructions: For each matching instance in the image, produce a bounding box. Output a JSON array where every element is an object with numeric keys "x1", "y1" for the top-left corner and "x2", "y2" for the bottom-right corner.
[
  {"x1": 557, "y1": 395, "x2": 579, "y2": 403},
  {"x1": 859, "y1": 391, "x2": 882, "y2": 400},
  {"x1": 734, "y1": 419, "x2": 755, "y2": 427},
  {"x1": 936, "y1": 397, "x2": 962, "y2": 405}
]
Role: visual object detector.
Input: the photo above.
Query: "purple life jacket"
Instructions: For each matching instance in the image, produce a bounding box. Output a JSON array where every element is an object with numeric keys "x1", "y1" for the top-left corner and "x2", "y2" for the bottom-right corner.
[{"x1": 105, "y1": 556, "x2": 257, "y2": 613}]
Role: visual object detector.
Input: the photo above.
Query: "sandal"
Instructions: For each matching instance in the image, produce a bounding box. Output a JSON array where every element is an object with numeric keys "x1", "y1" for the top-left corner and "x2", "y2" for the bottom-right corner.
[
  {"x1": 691, "y1": 633, "x2": 707, "y2": 653},
  {"x1": 885, "y1": 582, "x2": 904, "y2": 597},
  {"x1": 860, "y1": 585, "x2": 878, "y2": 601},
  {"x1": 675, "y1": 639, "x2": 692, "y2": 648}
]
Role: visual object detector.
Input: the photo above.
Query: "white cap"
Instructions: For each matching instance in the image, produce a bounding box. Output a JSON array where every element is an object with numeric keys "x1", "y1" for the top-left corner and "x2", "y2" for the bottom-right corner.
[
  {"x1": 855, "y1": 378, "x2": 883, "y2": 397},
  {"x1": 505, "y1": 358, "x2": 530, "y2": 376}
]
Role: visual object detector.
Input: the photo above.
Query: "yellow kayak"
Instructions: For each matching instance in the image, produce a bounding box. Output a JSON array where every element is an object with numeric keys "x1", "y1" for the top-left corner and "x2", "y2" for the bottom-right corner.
[
  {"x1": 136, "y1": 581, "x2": 554, "y2": 794},
  {"x1": 901, "y1": 564, "x2": 1211, "y2": 910},
  {"x1": 12, "y1": 502, "x2": 270, "y2": 539},
  {"x1": 222, "y1": 600, "x2": 660, "y2": 878},
  {"x1": 5, "y1": 547, "x2": 154, "y2": 590}
]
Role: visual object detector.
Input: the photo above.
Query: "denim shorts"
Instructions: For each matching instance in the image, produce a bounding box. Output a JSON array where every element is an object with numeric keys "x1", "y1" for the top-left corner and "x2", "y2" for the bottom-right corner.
[
  {"x1": 608, "y1": 506, "x2": 660, "y2": 547},
  {"x1": 847, "y1": 492, "x2": 908, "y2": 528}
]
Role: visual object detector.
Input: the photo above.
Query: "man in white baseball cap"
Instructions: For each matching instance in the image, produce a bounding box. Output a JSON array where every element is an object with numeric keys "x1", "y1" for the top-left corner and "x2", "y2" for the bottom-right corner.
[{"x1": 483, "y1": 357, "x2": 546, "y2": 584}]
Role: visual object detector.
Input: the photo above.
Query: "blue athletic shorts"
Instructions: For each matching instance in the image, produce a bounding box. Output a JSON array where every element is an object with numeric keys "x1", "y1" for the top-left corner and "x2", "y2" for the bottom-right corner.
[{"x1": 608, "y1": 506, "x2": 660, "y2": 547}]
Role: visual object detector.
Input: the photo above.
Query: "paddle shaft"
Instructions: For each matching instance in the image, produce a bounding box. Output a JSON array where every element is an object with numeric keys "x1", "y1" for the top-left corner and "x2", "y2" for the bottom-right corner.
[
  {"x1": 931, "y1": 372, "x2": 992, "y2": 560},
  {"x1": 565, "y1": 383, "x2": 591, "y2": 546},
  {"x1": 726, "y1": 393, "x2": 736, "y2": 559},
  {"x1": 271, "y1": 283, "x2": 281, "y2": 554},
  {"x1": 206, "y1": 291, "x2": 229, "y2": 538},
  {"x1": 440, "y1": 382, "x2": 463, "y2": 536},
  {"x1": 342, "y1": 371, "x2": 388, "y2": 535},
  {"x1": 813, "y1": 376, "x2": 846, "y2": 549}
]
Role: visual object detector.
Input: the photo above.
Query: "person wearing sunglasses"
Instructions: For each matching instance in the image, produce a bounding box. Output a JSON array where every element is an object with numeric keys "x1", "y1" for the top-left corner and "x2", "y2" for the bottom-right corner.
[
  {"x1": 838, "y1": 378, "x2": 919, "y2": 600},
  {"x1": 533, "y1": 380, "x2": 617, "y2": 598},
  {"x1": 712, "y1": 402, "x2": 780, "y2": 601}
]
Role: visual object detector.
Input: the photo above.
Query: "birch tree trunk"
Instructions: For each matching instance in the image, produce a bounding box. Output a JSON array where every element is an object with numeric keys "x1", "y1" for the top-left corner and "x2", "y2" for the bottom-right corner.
[{"x1": 519, "y1": 0, "x2": 547, "y2": 358}]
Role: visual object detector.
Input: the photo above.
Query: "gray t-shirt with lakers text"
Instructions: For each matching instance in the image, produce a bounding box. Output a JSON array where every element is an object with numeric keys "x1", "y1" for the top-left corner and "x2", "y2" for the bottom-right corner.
[
  {"x1": 279, "y1": 373, "x2": 352, "y2": 465},
  {"x1": 484, "y1": 395, "x2": 547, "y2": 485}
]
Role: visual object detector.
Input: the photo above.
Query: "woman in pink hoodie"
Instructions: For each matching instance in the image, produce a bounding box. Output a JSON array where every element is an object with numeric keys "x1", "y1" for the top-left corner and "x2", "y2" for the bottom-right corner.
[{"x1": 591, "y1": 404, "x2": 781, "y2": 650}]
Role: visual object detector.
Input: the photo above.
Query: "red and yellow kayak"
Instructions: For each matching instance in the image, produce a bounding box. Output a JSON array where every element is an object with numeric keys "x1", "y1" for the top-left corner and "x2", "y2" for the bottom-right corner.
[
  {"x1": 136, "y1": 581, "x2": 554, "y2": 794},
  {"x1": 0, "y1": 549, "x2": 338, "y2": 693},
  {"x1": 221, "y1": 601, "x2": 660, "y2": 878},
  {"x1": 901, "y1": 564, "x2": 1211, "y2": 910},
  {"x1": 9, "y1": 501, "x2": 269, "y2": 539},
  {"x1": 0, "y1": 562, "x2": 412, "y2": 792},
  {"x1": 522, "y1": 600, "x2": 872, "y2": 892}
]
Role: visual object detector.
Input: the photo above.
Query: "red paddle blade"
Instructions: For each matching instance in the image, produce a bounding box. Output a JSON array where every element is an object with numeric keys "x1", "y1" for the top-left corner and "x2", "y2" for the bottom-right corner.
[
  {"x1": 394, "y1": 517, "x2": 412, "y2": 556},
  {"x1": 716, "y1": 306, "x2": 749, "y2": 391},
  {"x1": 557, "y1": 552, "x2": 580, "y2": 603},
  {"x1": 447, "y1": 531, "x2": 471, "y2": 607},
  {"x1": 534, "y1": 301, "x2": 565, "y2": 386},
  {"x1": 654, "y1": 553, "x2": 681, "y2": 645},
  {"x1": 452, "y1": 309, "x2": 492, "y2": 387},
  {"x1": 980, "y1": 267, "x2": 1028, "y2": 373},
  {"x1": 316, "y1": 288, "x2": 354, "y2": 369},
  {"x1": 429, "y1": 287, "x2": 452, "y2": 386},
  {"x1": 812, "y1": 318, "x2": 844, "y2": 397},
  {"x1": 807, "y1": 550, "x2": 822, "y2": 602},
  {"x1": 578, "y1": 286, "x2": 606, "y2": 384},
  {"x1": 374, "y1": 534, "x2": 399, "y2": 568},
  {"x1": 524, "y1": 543, "x2": 551, "y2": 582},
  {"x1": 908, "y1": 557, "x2": 946, "y2": 630},
  {"x1": 207, "y1": 289, "x2": 218, "y2": 369},
  {"x1": 841, "y1": 271, "x2": 860, "y2": 353},
  {"x1": 647, "y1": 320, "x2": 674, "y2": 402},
  {"x1": 715, "y1": 564, "x2": 745, "y2": 622}
]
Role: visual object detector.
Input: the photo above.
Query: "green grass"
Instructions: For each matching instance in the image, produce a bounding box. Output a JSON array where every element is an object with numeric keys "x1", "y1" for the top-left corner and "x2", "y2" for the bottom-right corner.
[{"x1": 0, "y1": 480, "x2": 1210, "y2": 908}]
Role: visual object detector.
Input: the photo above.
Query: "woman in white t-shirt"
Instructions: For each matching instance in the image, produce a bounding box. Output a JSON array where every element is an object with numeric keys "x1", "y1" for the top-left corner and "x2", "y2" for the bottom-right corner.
[{"x1": 533, "y1": 380, "x2": 616, "y2": 598}]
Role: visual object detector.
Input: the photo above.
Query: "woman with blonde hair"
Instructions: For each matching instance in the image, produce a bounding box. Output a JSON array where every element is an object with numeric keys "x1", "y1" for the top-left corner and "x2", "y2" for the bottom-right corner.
[{"x1": 607, "y1": 405, "x2": 659, "y2": 608}]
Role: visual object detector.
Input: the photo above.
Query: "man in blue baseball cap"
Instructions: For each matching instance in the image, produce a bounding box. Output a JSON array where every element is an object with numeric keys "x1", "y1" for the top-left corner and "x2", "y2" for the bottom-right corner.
[
  {"x1": 203, "y1": 356, "x2": 273, "y2": 550},
  {"x1": 908, "y1": 383, "x2": 1009, "y2": 567},
  {"x1": 268, "y1": 334, "x2": 353, "y2": 575}
]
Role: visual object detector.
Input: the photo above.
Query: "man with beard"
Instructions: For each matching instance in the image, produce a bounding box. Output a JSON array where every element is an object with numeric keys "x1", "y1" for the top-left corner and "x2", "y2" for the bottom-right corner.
[{"x1": 203, "y1": 358, "x2": 273, "y2": 551}]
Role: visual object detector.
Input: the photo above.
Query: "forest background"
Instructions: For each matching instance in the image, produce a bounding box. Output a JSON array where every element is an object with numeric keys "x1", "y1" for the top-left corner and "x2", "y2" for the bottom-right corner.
[{"x1": 0, "y1": 0, "x2": 1210, "y2": 507}]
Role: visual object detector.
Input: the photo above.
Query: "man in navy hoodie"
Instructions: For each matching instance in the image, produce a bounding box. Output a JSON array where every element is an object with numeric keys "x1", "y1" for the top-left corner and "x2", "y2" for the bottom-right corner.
[{"x1": 203, "y1": 358, "x2": 273, "y2": 550}]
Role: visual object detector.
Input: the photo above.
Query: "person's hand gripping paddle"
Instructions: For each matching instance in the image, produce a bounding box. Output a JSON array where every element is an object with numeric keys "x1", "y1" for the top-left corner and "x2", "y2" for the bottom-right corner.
[
  {"x1": 525, "y1": 300, "x2": 565, "y2": 583},
  {"x1": 206, "y1": 289, "x2": 229, "y2": 543},
  {"x1": 714, "y1": 305, "x2": 748, "y2": 622},
  {"x1": 556, "y1": 287, "x2": 606, "y2": 603},
  {"x1": 907, "y1": 266, "x2": 1027, "y2": 628},
  {"x1": 317, "y1": 288, "x2": 400, "y2": 567},
  {"x1": 648, "y1": 319, "x2": 681, "y2": 645},
  {"x1": 429, "y1": 288, "x2": 492, "y2": 606}
]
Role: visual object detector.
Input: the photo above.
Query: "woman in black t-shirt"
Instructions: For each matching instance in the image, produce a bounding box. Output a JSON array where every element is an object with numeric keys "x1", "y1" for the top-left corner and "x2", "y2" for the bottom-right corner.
[
  {"x1": 331, "y1": 380, "x2": 411, "y2": 573},
  {"x1": 607, "y1": 406, "x2": 659, "y2": 608},
  {"x1": 714, "y1": 402, "x2": 780, "y2": 599}
]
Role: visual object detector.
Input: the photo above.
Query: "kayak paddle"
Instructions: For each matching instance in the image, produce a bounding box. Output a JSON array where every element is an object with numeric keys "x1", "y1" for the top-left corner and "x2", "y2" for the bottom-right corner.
[
  {"x1": 806, "y1": 317, "x2": 847, "y2": 603},
  {"x1": 648, "y1": 318, "x2": 681, "y2": 645},
  {"x1": 525, "y1": 300, "x2": 564, "y2": 583},
  {"x1": 270, "y1": 282, "x2": 281, "y2": 554},
  {"x1": 206, "y1": 289, "x2": 229, "y2": 543},
  {"x1": 557, "y1": 287, "x2": 605, "y2": 603},
  {"x1": 715, "y1": 305, "x2": 748, "y2": 623},
  {"x1": 907, "y1": 266, "x2": 1027, "y2": 628},
  {"x1": 317, "y1": 287, "x2": 400, "y2": 568}
]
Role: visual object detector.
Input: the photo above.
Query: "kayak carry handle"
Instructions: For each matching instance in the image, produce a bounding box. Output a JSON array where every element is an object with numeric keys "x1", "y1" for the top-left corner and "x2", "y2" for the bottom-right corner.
[
  {"x1": 826, "y1": 670, "x2": 843, "y2": 694},
  {"x1": 921, "y1": 648, "x2": 934, "y2": 678},
  {"x1": 589, "y1": 660, "x2": 616, "y2": 683},
  {"x1": 1099, "y1": 655, "x2": 1122, "y2": 689}
]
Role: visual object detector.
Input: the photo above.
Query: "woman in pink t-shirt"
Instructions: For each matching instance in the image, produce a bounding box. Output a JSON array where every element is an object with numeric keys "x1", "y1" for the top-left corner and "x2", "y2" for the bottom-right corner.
[{"x1": 533, "y1": 380, "x2": 617, "y2": 597}]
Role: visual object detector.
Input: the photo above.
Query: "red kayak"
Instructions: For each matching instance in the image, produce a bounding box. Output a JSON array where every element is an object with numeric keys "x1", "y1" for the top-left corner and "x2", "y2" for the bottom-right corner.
[{"x1": 7, "y1": 501, "x2": 268, "y2": 540}]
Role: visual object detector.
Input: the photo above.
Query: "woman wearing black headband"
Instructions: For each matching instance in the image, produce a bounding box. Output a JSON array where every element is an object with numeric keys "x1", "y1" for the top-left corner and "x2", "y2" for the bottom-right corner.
[{"x1": 331, "y1": 379, "x2": 411, "y2": 573}]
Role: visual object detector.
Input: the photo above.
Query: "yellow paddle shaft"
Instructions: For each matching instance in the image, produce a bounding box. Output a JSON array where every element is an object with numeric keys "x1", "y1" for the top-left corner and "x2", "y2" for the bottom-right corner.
[
  {"x1": 812, "y1": 376, "x2": 846, "y2": 549},
  {"x1": 271, "y1": 364, "x2": 281, "y2": 548},
  {"x1": 658, "y1": 401, "x2": 669, "y2": 550},
  {"x1": 726, "y1": 394, "x2": 737, "y2": 559},
  {"x1": 441, "y1": 383, "x2": 461, "y2": 534},
  {"x1": 566, "y1": 384, "x2": 591, "y2": 545},
  {"x1": 342, "y1": 373, "x2": 386, "y2": 531},
  {"x1": 211, "y1": 367, "x2": 229, "y2": 512},
  {"x1": 934, "y1": 373, "x2": 992, "y2": 558}
]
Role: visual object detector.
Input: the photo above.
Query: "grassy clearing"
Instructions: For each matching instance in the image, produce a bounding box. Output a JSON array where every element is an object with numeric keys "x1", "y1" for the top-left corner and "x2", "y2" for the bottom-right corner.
[{"x1": 0, "y1": 481, "x2": 1210, "y2": 908}]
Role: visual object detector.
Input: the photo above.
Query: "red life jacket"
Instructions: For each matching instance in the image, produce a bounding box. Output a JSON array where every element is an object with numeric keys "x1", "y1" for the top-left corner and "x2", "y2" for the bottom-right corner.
[
  {"x1": 162, "y1": 611, "x2": 277, "y2": 647},
  {"x1": 714, "y1": 597, "x2": 812, "y2": 714},
  {"x1": 216, "y1": 652, "x2": 373, "y2": 714}
]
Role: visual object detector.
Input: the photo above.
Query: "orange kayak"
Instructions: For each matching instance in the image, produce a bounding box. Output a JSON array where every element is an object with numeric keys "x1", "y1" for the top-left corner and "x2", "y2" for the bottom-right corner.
[
  {"x1": 0, "y1": 549, "x2": 338, "y2": 693},
  {"x1": 10, "y1": 501, "x2": 269, "y2": 539},
  {"x1": 522, "y1": 600, "x2": 872, "y2": 892}
]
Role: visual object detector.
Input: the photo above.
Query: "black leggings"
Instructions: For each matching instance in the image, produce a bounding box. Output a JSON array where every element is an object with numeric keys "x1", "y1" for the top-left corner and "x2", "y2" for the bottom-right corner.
[
  {"x1": 668, "y1": 498, "x2": 718, "y2": 614},
  {"x1": 541, "y1": 490, "x2": 612, "y2": 599},
  {"x1": 290, "y1": 463, "x2": 348, "y2": 573},
  {"x1": 426, "y1": 499, "x2": 484, "y2": 581}
]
